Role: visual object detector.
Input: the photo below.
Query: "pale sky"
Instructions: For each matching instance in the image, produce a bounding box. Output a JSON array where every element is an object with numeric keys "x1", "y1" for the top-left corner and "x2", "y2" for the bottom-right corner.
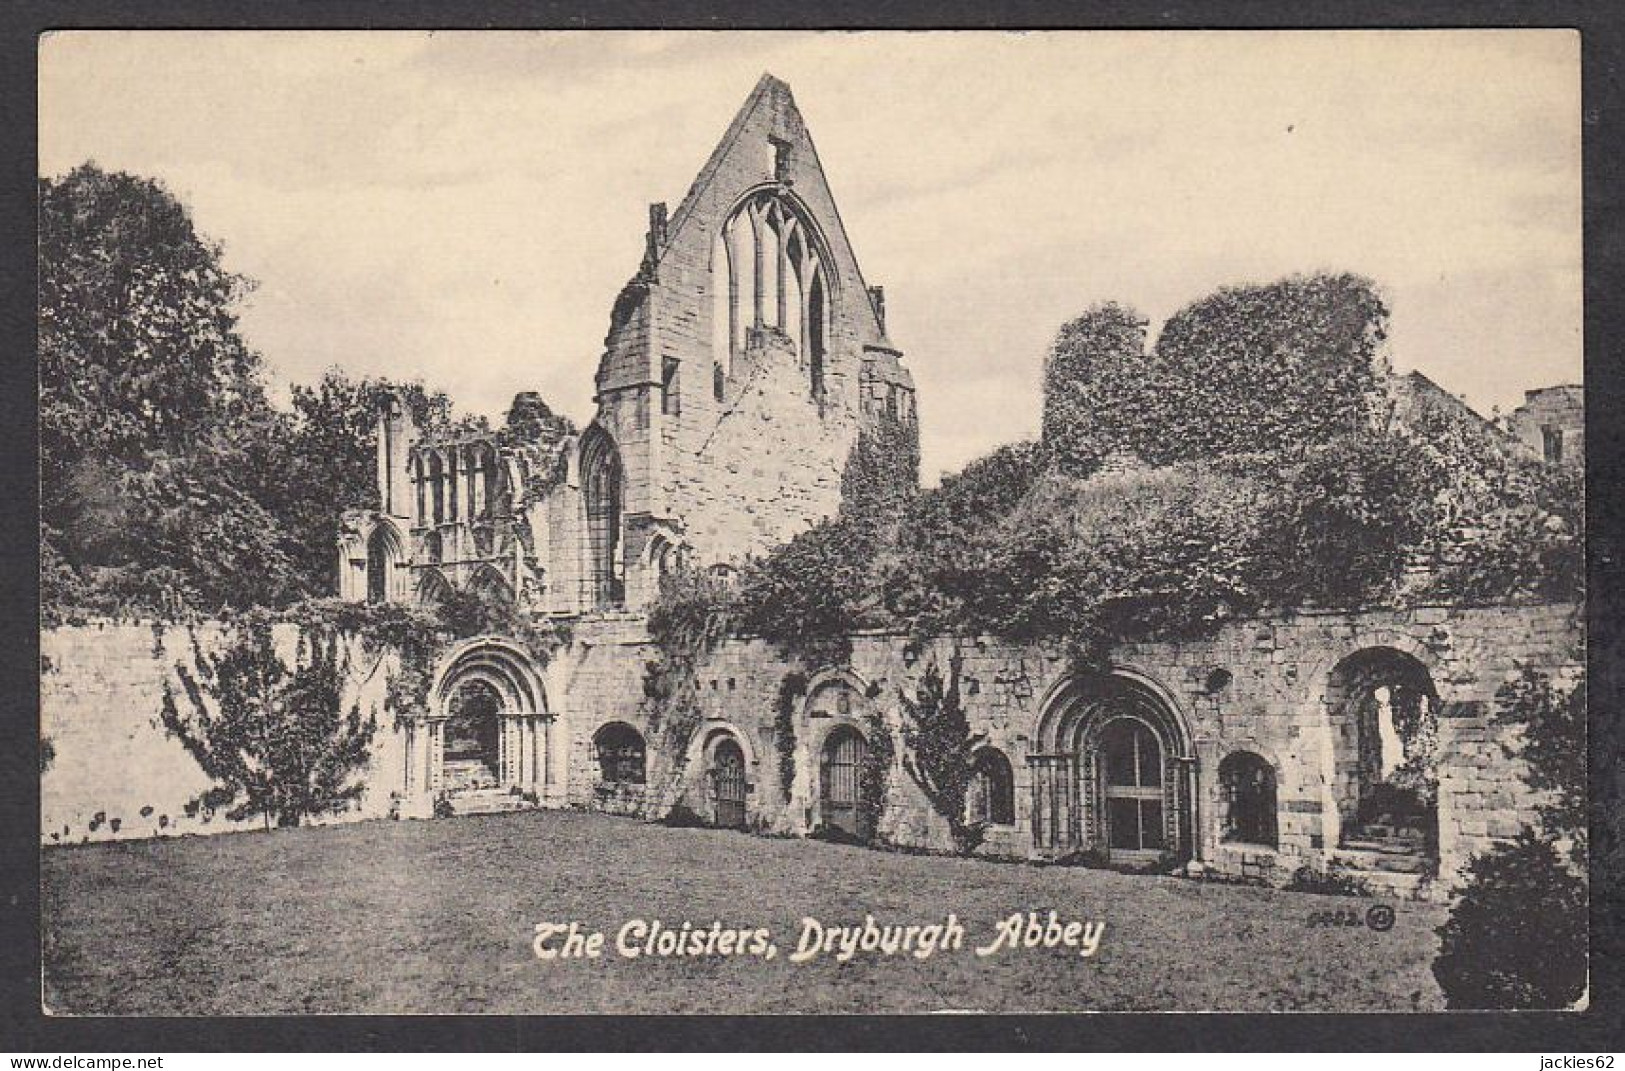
[{"x1": 39, "y1": 30, "x2": 1581, "y2": 481}]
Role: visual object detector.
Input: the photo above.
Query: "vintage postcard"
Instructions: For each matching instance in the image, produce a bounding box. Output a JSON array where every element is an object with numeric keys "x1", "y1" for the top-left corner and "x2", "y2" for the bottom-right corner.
[{"x1": 37, "y1": 29, "x2": 1587, "y2": 1016}]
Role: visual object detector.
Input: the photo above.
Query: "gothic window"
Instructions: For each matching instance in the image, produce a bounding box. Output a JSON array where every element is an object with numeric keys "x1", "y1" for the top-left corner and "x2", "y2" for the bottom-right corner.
[
  {"x1": 482, "y1": 446, "x2": 500, "y2": 517},
  {"x1": 427, "y1": 452, "x2": 445, "y2": 524},
  {"x1": 582, "y1": 427, "x2": 625, "y2": 608},
  {"x1": 968, "y1": 748, "x2": 1016, "y2": 827},
  {"x1": 1219, "y1": 751, "x2": 1278, "y2": 848},
  {"x1": 712, "y1": 190, "x2": 831, "y2": 401},
  {"x1": 411, "y1": 454, "x2": 426, "y2": 524},
  {"x1": 594, "y1": 723, "x2": 646, "y2": 784},
  {"x1": 365, "y1": 522, "x2": 402, "y2": 604}
]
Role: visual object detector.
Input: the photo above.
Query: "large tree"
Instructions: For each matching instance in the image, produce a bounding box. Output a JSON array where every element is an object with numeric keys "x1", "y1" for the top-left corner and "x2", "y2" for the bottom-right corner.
[{"x1": 41, "y1": 164, "x2": 300, "y2": 618}]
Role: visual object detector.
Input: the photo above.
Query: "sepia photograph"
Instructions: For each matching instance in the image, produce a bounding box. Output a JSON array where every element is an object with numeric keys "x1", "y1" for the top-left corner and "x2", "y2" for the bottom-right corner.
[{"x1": 35, "y1": 29, "x2": 1589, "y2": 1018}]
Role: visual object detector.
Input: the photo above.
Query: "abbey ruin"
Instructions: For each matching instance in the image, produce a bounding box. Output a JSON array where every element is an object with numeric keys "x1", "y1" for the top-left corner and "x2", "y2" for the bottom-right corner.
[{"x1": 40, "y1": 76, "x2": 1583, "y2": 900}]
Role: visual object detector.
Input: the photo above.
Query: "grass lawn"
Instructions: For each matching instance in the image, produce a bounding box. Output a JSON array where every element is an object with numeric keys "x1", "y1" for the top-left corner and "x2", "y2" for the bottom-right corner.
[{"x1": 43, "y1": 809, "x2": 1448, "y2": 1014}]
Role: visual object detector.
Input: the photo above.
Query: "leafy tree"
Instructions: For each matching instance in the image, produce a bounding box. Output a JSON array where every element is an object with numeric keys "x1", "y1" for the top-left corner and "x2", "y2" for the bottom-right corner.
[
  {"x1": 160, "y1": 614, "x2": 378, "y2": 829},
  {"x1": 41, "y1": 164, "x2": 293, "y2": 619},
  {"x1": 1432, "y1": 669, "x2": 1587, "y2": 1008},
  {"x1": 41, "y1": 164, "x2": 265, "y2": 473},
  {"x1": 899, "y1": 650, "x2": 987, "y2": 855}
]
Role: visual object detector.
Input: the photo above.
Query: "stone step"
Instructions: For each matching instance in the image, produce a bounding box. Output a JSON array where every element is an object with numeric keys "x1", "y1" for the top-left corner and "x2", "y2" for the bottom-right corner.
[
  {"x1": 1341, "y1": 836, "x2": 1426, "y2": 854},
  {"x1": 447, "y1": 789, "x2": 529, "y2": 816},
  {"x1": 1334, "y1": 848, "x2": 1431, "y2": 874}
]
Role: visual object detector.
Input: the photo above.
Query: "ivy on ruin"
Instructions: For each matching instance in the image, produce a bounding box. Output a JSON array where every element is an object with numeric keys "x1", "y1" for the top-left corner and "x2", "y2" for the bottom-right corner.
[{"x1": 772, "y1": 671, "x2": 808, "y2": 803}]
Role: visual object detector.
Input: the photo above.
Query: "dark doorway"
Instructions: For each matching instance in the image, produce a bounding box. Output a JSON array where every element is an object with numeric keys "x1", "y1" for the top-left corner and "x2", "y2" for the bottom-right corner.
[{"x1": 443, "y1": 681, "x2": 502, "y2": 792}]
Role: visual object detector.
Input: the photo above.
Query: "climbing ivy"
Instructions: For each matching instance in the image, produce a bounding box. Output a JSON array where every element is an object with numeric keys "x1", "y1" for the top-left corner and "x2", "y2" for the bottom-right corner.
[
  {"x1": 859, "y1": 705, "x2": 896, "y2": 842},
  {"x1": 642, "y1": 565, "x2": 736, "y2": 795},
  {"x1": 773, "y1": 671, "x2": 809, "y2": 803}
]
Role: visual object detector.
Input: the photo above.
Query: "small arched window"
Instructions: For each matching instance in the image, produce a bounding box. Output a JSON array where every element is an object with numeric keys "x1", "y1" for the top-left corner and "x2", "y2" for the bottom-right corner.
[
  {"x1": 1219, "y1": 751, "x2": 1278, "y2": 847},
  {"x1": 594, "y1": 723, "x2": 646, "y2": 785},
  {"x1": 365, "y1": 522, "x2": 402, "y2": 604},
  {"x1": 968, "y1": 748, "x2": 1016, "y2": 827}
]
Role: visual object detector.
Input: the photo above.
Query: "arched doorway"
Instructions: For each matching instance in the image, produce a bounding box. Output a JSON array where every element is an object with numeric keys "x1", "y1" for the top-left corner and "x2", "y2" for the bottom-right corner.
[
  {"x1": 968, "y1": 747, "x2": 1016, "y2": 828},
  {"x1": 1030, "y1": 671, "x2": 1195, "y2": 865},
  {"x1": 1325, "y1": 647, "x2": 1440, "y2": 857},
  {"x1": 711, "y1": 736, "x2": 748, "y2": 830},
  {"x1": 410, "y1": 639, "x2": 552, "y2": 810},
  {"x1": 820, "y1": 725, "x2": 867, "y2": 840}
]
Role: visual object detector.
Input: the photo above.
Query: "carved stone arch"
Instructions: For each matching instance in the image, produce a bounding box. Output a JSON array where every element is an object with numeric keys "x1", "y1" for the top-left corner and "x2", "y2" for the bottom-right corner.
[
  {"x1": 1029, "y1": 667, "x2": 1197, "y2": 863},
  {"x1": 1033, "y1": 665, "x2": 1194, "y2": 759},
  {"x1": 468, "y1": 562, "x2": 514, "y2": 605},
  {"x1": 416, "y1": 566, "x2": 455, "y2": 607},
  {"x1": 406, "y1": 636, "x2": 554, "y2": 802}
]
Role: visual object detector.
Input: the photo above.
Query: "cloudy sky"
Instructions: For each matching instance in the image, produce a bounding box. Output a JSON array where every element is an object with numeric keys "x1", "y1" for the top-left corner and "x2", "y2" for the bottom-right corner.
[{"x1": 40, "y1": 30, "x2": 1580, "y2": 481}]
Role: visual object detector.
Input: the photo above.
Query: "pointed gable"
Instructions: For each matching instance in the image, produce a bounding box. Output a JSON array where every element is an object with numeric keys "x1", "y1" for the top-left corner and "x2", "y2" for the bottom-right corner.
[{"x1": 656, "y1": 73, "x2": 888, "y2": 346}]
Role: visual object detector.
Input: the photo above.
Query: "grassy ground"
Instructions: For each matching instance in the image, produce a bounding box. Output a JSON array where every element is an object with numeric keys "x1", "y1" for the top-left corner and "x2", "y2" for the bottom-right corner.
[{"x1": 43, "y1": 809, "x2": 1448, "y2": 1014}]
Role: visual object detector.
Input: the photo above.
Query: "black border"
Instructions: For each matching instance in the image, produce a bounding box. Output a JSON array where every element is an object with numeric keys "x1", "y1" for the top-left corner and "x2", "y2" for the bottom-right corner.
[{"x1": 3, "y1": 3, "x2": 1622, "y2": 1052}]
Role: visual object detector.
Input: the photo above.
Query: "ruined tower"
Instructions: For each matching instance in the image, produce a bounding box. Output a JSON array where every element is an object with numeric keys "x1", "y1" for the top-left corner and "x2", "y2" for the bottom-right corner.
[{"x1": 580, "y1": 74, "x2": 917, "y2": 609}]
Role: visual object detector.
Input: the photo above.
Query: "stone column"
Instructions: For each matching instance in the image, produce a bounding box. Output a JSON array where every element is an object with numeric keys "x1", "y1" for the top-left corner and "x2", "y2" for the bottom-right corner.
[{"x1": 429, "y1": 722, "x2": 444, "y2": 793}]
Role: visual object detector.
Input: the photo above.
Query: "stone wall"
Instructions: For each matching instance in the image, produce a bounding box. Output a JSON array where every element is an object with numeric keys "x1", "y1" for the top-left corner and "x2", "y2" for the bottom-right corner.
[
  {"x1": 42, "y1": 601, "x2": 1581, "y2": 900},
  {"x1": 560, "y1": 601, "x2": 1582, "y2": 896},
  {"x1": 41, "y1": 621, "x2": 401, "y2": 845}
]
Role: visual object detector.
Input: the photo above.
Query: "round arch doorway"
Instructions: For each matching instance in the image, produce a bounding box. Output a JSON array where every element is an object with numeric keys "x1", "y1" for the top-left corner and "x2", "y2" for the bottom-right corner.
[
  {"x1": 408, "y1": 638, "x2": 554, "y2": 811},
  {"x1": 1030, "y1": 671, "x2": 1196, "y2": 866}
]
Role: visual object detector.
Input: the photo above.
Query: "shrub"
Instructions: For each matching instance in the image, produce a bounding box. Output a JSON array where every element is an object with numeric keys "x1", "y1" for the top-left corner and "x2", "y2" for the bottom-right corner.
[
  {"x1": 1432, "y1": 831, "x2": 1587, "y2": 1008},
  {"x1": 899, "y1": 650, "x2": 987, "y2": 855},
  {"x1": 658, "y1": 803, "x2": 710, "y2": 829}
]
